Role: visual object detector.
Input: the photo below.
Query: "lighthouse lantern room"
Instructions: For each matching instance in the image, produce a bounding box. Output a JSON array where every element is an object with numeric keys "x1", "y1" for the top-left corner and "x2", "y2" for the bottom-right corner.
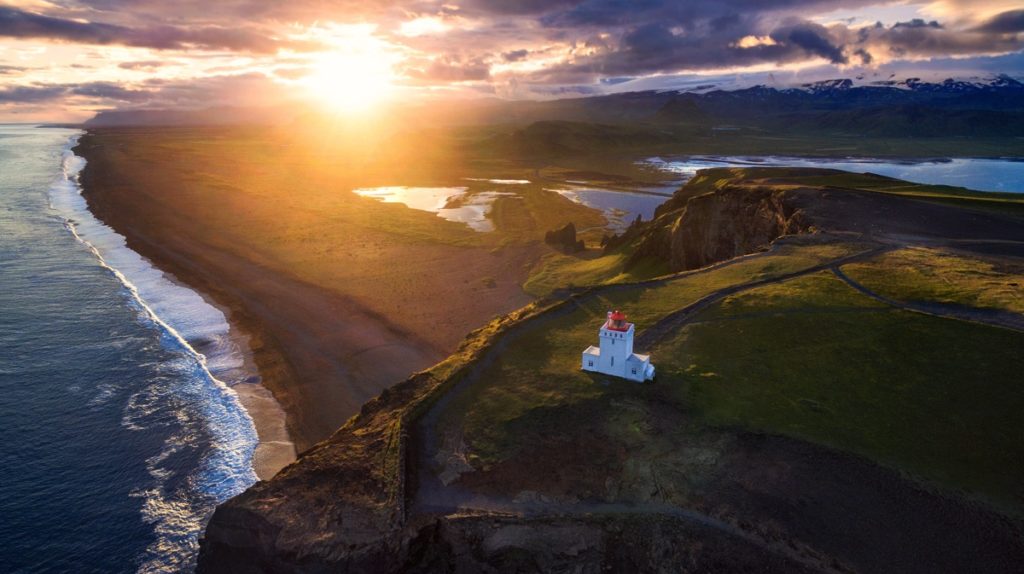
[{"x1": 581, "y1": 310, "x2": 655, "y2": 382}]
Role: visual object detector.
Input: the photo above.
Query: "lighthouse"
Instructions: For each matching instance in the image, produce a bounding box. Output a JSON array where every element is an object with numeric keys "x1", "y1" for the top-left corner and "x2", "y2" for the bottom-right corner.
[{"x1": 581, "y1": 310, "x2": 655, "y2": 382}]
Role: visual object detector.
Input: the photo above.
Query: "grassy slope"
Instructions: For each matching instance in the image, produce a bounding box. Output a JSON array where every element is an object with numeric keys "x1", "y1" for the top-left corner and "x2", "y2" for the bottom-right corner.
[
  {"x1": 843, "y1": 247, "x2": 1024, "y2": 314},
  {"x1": 446, "y1": 168, "x2": 1024, "y2": 511},
  {"x1": 441, "y1": 242, "x2": 867, "y2": 460},
  {"x1": 667, "y1": 272, "x2": 1024, "y2": 510}
]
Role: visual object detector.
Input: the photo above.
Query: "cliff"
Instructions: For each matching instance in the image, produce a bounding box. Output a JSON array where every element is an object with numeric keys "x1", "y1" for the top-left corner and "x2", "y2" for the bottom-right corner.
[
  {"x1": 199, "y1": 168, "x2": 1024, "y2": 572},
  {"x1": 630, "y1": 184, "x2": 810, "y2": 272}
]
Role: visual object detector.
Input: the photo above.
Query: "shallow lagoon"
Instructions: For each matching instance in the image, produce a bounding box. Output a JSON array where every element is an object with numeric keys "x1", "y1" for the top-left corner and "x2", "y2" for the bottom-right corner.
[
  {"x1": 643, "y1": 156, "x2": 1024, "y2": 194},
  {"x1": 352, "y1": 186, "x2": 516, "y2": 232},
  {"x1": 551, "y1": 186, "x2": 668, "y2": 231},
  {"x1": 355, "y1": 156, "x2": 1024, "y2": 234}
]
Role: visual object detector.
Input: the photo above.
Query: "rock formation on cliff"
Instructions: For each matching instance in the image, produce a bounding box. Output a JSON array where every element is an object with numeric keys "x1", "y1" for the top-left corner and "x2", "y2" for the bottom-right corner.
[{"x1": 544, "y1": 222, "x2": 585, "y2": 252}]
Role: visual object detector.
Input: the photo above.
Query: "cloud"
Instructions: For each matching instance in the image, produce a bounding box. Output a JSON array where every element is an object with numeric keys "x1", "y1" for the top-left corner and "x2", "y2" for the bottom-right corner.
[
  {"x1": 893, "y1": 19, "x2": 943, "y2": 29},
  {"x1": 118, "y1": 60, "x2": 166, "y2": 70},
  {"x1": 0, "y1": 84, "x2": 68, "y2": 103},
  {"x1": 0, "y1": 64, "x2": 28, "y2": 75},
  {"x1": 69, "y1": 82, "x2": 151, "y2": 101},
  {"x1": 973, "y1": 9, "x2": 1024, "y2": 34},
  {"x1": 770, "y1": 20, "x2": 847, "y2": 64},
  {"x1": 840, "y1": 17, "x2": 1024, "y2": 64},
  {"x1": 502, "y1": 49, "x2": 530, "y2": 62},
  {"x1": 2, "y1": 0, "x2": 1024, "y2": 118},
  {"x1": 0, "y1": 6, "x2": 288, "y2": 52},
  {"x1": 402, "y1": 55, "x2": 492, "y2": 83},
  {"x1": 0, "y1": 80, "x2": 153, "y2": 104}
]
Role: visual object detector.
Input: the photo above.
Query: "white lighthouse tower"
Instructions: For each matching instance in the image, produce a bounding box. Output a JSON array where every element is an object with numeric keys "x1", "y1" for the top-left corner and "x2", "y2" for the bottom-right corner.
[{"x1": 581, "y1": 310, "x2": 655, "y2": 382}]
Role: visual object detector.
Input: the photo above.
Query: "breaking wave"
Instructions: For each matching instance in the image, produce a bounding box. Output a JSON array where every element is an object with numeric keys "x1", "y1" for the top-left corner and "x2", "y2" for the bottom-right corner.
[{"x1": 48, "y1": 133, "x2": 258, "y2": 573}]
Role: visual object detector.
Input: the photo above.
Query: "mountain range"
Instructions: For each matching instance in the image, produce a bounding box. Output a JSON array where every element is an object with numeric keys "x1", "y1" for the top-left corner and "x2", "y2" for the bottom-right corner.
[{"x1": 84, "y1": 74, "x2": 1024, "y2": 140}]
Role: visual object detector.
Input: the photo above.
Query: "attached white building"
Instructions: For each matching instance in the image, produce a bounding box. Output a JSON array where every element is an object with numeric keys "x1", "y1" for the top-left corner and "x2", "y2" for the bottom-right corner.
[{"x1": 581, "y1": 310, "x2": 655, "y2": 382}]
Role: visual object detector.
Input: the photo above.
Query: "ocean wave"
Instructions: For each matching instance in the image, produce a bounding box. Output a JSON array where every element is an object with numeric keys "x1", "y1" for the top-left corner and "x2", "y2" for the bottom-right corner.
[{"x1": 48, "y1": 133, "x2": 259, "y2": 573}]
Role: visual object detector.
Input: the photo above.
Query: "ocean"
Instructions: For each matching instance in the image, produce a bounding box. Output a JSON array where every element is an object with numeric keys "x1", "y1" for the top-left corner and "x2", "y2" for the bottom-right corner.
[{"x1": 0, "y1": 125, "x2": 258, "y2": 573}]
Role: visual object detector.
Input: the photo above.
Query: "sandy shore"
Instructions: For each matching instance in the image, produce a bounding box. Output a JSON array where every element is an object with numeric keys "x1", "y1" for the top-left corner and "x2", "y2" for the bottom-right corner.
[{"x1": 74, "y1": 127, "x2": 539, "y2": 456}]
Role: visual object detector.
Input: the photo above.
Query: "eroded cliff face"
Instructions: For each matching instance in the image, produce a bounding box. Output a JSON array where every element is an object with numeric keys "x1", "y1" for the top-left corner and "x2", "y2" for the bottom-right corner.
[
  {"x1": 629, "y1": 185, "x2": 811, "y2": 272},
  {"x1": 196, "y1": 371, "x2": 425, "y2": 573}
]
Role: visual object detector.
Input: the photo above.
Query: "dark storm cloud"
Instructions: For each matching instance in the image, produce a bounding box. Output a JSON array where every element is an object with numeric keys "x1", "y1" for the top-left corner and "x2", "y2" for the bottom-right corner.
[
  {"x1": 0, "y1": 84, "x2": 67, "y2": 103},
  {"x1": 770, "y1": 21, "x2": 847, "y2": 64},
  {"x1": 526, "y1": 15, "x2": 849, "y2": 83},
  {"x1": 0, "y1": 6, "x2": 287, "y2": 52},
  {"x1": 973, "y1": 9, "x2": 1024, "y2": 34},
  {"x1": 840, "y1": 17, "x2": 1024, "y2": 63},
  {"x1": 536, "y1": 0, "x2": 873, "y2": 28},
  {"x1": 463, "y1": 0, "x2": 580, "y2": 17},
  {"x1": 892, "y1": 19, "x2": 943, "y2": 29}
]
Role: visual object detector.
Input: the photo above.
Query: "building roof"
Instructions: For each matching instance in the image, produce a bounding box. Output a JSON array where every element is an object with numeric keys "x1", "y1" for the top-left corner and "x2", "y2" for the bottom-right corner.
[{"x1": 627, "y1": 353, "x2": 649, "y2": 364}]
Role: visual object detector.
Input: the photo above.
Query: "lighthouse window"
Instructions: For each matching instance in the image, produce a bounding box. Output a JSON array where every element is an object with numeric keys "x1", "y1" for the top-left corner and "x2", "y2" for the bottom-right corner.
[{"x1": 611, "y1": 357, "x2": 615, "y2": 367}]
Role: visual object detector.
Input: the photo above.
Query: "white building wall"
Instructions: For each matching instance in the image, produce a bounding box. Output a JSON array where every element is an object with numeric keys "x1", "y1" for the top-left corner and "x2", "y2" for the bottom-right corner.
[
  {"x1": 582, "y1": 317, "x2": 654, "y2": 382},
  {"x1": 597, "y1": 324, "x2": 633, "y2": 377}
]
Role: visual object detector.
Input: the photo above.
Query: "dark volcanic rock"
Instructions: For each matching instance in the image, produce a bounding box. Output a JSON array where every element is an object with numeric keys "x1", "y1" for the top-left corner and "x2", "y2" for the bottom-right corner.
[
  {"x1": 544, "y1": 222, "x2": 585, "y2": 252},
  {"x1": 629, "y1": 184, "x2": 810, "y2": 272}
]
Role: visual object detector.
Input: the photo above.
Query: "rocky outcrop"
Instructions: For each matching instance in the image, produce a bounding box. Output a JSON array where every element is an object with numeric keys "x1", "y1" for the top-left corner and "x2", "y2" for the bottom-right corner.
[
  {"x1": 196, "y1": 304, "x2": 563, "y2": 573},
  {"x1": 197, "y1": 370, "x2": 426, "y2": 573},
  {"x1": 544, "y1": 222, "x2": 585, "y2": 252},
  {"x1": 627, "y1": 184, "x2": 810, "y2": 272}
]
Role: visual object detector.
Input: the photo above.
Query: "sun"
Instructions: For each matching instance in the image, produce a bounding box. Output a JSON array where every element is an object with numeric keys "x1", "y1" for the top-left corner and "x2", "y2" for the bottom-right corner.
[{"x1": 302, "y1": 48, "x2": 396, "y2": 114}]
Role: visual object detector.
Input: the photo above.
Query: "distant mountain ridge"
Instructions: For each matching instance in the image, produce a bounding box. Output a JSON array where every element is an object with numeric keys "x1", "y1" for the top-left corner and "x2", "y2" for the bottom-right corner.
[{"x1": 82, "y1": 74, "x2": 1024, "y2": 140}]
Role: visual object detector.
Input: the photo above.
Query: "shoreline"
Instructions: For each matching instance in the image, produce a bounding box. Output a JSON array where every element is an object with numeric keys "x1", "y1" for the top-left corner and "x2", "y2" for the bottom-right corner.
[
  {"x1": 172, "y1": 274, "x2": 297, "y2": 479},
  {"x1": 71, "y1": 127, "x2": 537, "y2": 455},
  {"x1": 68, "y1": 134, "x2": 296, "y2": 479}
]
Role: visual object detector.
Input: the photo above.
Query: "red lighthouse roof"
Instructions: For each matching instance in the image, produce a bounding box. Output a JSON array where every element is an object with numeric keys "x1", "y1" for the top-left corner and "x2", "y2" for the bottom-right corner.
[{"x1": 606, "y1": 309, "x2": 629, "y2": 331}]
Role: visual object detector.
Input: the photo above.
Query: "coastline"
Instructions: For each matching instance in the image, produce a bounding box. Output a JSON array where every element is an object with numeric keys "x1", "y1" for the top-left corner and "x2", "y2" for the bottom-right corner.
[
  {"x1": 71, "y1": 127, "x2": 538, "y2": 453},
  {"x1": 62, "y1": 132, "x2": 296, "y2": 479},
  {"x1": 171, "y1": 273, "x2": 297, "y2": 479}
]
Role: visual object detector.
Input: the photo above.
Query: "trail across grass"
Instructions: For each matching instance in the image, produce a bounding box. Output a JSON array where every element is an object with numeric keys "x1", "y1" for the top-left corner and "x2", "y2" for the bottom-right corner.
[{"x1": 420, "y1": 237, "x2": 1024, "y2": 516}]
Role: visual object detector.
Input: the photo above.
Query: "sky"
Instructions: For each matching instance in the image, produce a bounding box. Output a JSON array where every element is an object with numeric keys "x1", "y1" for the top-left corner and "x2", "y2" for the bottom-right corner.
[{"x1": 0, "y1": 0, "x2": 1022, "y2": 121}]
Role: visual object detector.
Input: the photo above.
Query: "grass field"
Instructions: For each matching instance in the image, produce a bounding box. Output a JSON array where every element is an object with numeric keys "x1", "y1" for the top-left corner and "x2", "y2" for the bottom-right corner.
[
  {"x1": 436, "y1": 240, "x2": 1024, "y2": 514},
  {"x1": 439, "y1": 241, "x2": 868, "y2": 458},
  {"x1": 665, "y1": 272, "x2": 1024, "y2": 511},
  {"x1": 842, "y1": 247, "x2": 1024, "y2": 314}
]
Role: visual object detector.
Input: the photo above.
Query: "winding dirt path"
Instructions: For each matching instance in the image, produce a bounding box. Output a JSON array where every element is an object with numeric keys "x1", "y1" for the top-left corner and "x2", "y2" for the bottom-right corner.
[
  {"x1": 633, "y1": 245, "x2": 892, "y2": 348},
  {"x1": 409, "y1": 243, "x2": 898, "y2": 572},
  {"x1": 830, "y1": 266, "x2": 1024, "y2": 333},
  {"x1": 409, "y1": 239, "x2": 1024, "y2": 572}
]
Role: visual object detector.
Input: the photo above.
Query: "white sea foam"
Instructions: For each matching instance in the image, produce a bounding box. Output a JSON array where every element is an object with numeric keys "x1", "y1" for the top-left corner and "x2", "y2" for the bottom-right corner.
[{"x1": 48, "y1": 134, "x2": 259, "y2": 573}]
